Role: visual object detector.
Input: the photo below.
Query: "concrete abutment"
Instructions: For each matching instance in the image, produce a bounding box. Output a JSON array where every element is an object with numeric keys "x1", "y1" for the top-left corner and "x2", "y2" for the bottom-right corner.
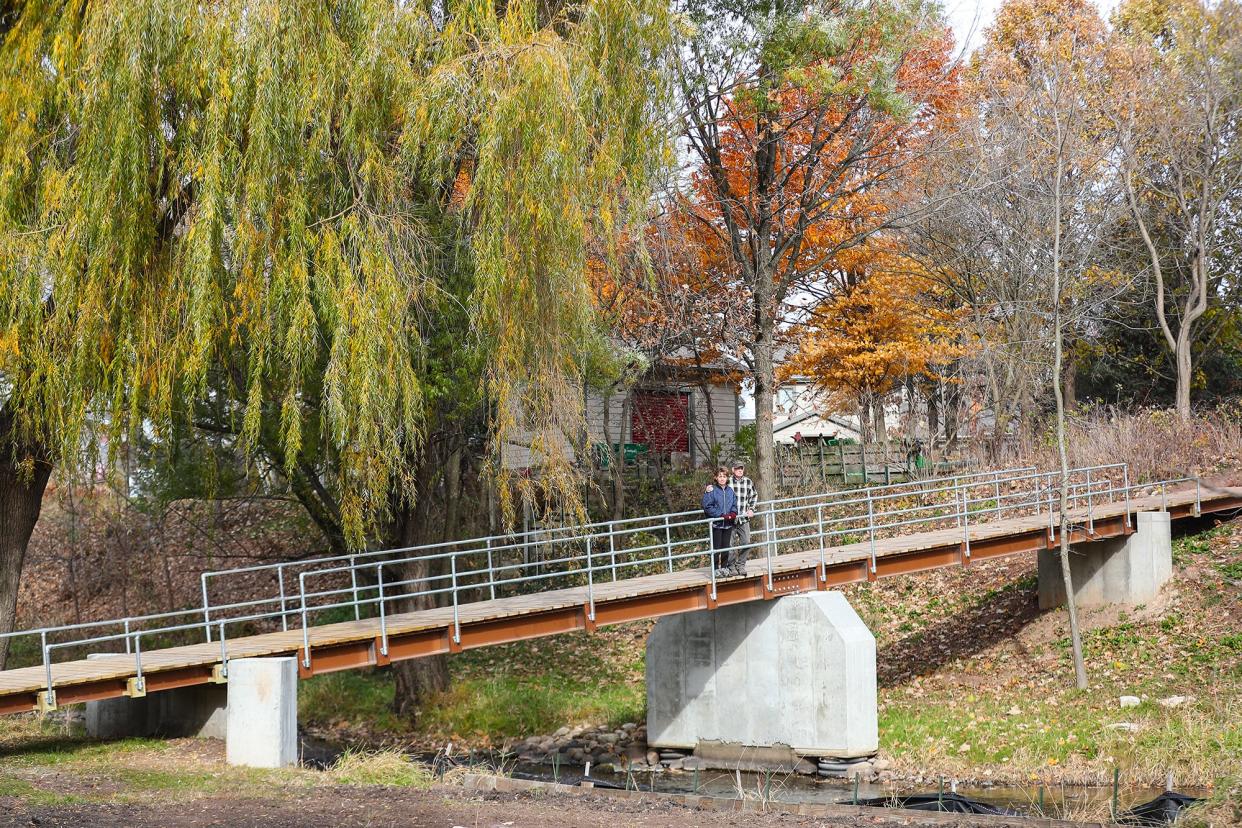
[
  {"x1": 1038, "y1": 510, "x2": 1172, "y2": 610},
  {"x1": 646, "y1": 591, "x2": 877, "y2": 762},
  {"x1": 84, "y1": 656, "x2": 296, "y2": 769}
]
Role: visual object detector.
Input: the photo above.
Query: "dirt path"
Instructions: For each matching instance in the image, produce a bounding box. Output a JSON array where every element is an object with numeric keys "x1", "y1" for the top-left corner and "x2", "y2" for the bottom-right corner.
[{"x1": 0, "y1": 787, "x2": 1055, "y2": 828}]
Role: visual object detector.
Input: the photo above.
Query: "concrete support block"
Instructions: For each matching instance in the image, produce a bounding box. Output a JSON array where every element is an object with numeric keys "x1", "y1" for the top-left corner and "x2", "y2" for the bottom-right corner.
[
  {"x1": 225, "y1": 657, "x2": 298, "y2": 768},
  {"x1": 646, "y1": 592, "x2": 876, "y2": 758},
  {"x1": 154, "y1": 683, "x2": 227, "y2": 739},
  {"x1": 1039, "y1": 510, "x2": 1172, "y2": 610},
  {"x1": 85, "y1": 653, "x2": 154, "y2": 739}
]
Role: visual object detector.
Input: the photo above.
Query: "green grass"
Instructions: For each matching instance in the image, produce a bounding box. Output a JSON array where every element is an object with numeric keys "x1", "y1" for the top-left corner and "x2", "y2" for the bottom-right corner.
[
  {"x1": 299, "y1": 670, "x2": 405, "y2": 735},
  {"x1": 300, "y1": 625, "x2": 649, "y2": 744},
  {"x1": 1171, "y1": 522, "x2": 1232, "y2": 565},
  {"x1": 420, "y1": 674, "x2": 642, "y2": 740},
  {"x1": 300, "y1": 666, "x2": 643, "y2": 744},
  {"x1": 0, "y1": 773, "x2": 88, "y2": 805},
  {"x1": 879, "y1": 690, "x2": 1241, "y2": 785}
]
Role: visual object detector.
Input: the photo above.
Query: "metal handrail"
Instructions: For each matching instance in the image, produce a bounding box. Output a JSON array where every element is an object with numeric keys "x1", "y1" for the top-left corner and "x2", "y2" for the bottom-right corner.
[{"x1": 18, "y1": 462, "x2": 1203, "y2": 708}]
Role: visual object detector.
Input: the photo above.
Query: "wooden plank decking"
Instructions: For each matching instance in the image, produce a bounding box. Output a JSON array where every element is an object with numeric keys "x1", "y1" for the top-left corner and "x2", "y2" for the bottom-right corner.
[{"x1": 1, "y1": 481, "x2": 1238, "y2": 714}]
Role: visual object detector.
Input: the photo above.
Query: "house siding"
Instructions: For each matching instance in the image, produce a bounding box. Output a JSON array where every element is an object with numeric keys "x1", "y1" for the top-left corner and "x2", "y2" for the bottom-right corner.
[{"x1": 585, "y1": 383, "x2": 738, "y2": 466}]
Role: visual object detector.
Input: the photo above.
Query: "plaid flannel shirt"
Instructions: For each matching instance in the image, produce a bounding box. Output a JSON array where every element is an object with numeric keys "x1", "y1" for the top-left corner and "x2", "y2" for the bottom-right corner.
[{"x1": 729, "y1": 476, "x2": 757, "y2": 522}]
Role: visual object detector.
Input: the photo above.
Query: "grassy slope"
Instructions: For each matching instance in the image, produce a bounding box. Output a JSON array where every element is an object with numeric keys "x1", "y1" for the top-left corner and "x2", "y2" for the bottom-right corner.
[{"x1": 300, "y1": 518, "x2": 1241, "y2": 794}]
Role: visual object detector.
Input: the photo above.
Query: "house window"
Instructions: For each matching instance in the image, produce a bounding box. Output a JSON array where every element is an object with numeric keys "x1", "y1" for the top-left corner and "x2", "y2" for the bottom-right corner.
[{"x1": 631, "y1": 390, "x2": 690, "y2": 453}]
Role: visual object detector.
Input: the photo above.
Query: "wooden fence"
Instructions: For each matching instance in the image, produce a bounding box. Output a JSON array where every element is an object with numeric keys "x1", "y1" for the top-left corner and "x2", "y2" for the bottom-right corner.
[{"x1": 775, "y1": 440, "x2": 974, "y2": 489}]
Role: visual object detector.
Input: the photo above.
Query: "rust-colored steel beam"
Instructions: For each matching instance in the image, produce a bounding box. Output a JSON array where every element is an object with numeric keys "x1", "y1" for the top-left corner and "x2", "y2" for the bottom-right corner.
[{"x1": 8, "y1": 495, "x2": 1238, "y2": 714}]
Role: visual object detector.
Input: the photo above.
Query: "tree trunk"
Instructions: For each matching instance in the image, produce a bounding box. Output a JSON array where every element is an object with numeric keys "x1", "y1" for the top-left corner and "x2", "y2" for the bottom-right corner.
[
  {"x1": 1174, "y1": 330, "x2": 1193, "y2": 422},
  {"x1": 752, "y1": 292, "x2": 777, "y2": 502},
  {"x1": 389, "y1": 455, "x2": 453, "y2": 719},
  {"x1": 0, "y1": 412, "x2": 53, "y2": 670},
  {"x1": 613, "y1": 392, "x2": 630, "y2": 521},
  {"x1": 1062, "y1": 352, "x2": 1078, "y2": 412},
  {"x1": 1050, "y1": 133, "x2": 1088, "y2": 691},
  {"x1": 942, "y1": 381, "x2": 961, "y2": 450}
]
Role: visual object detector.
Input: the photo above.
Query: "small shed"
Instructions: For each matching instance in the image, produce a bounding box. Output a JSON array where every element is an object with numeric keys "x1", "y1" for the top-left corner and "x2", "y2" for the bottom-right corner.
[{"x1": 587, "y1": 361, "x2": 741, "y2": 469}]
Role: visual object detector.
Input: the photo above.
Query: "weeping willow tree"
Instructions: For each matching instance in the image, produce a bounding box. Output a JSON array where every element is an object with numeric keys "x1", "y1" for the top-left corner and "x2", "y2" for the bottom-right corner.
[{"x1": 0, "y1": 0, "x2": 672, "y2": 671}]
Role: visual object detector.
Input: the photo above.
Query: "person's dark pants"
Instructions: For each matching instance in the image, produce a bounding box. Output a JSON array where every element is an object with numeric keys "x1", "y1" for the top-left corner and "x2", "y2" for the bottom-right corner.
[
  {"x1": 712, "y1": 525, "x2": 733, "y2": 569},
  {"x1": 728, "y1": 520, "x2": 751, "y2": 572}
]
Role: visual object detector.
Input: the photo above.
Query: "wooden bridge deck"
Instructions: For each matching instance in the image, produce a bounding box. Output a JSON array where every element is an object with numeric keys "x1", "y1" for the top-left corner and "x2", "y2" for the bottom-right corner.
[{"x1": 3, "y1": 482, "x2": 1238, "y2": 714}]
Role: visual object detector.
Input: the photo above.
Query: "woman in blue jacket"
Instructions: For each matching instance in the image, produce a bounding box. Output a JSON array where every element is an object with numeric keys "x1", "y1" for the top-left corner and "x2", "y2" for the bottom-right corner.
[{"x1": 702, "y1": 467, "x2": 737, "y2": 575}]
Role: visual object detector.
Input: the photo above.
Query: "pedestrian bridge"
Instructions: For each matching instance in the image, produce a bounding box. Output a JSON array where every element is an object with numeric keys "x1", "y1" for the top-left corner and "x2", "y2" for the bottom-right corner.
[{"x1": 2, "y1": 464, "x2": 1238, "y2": 716}]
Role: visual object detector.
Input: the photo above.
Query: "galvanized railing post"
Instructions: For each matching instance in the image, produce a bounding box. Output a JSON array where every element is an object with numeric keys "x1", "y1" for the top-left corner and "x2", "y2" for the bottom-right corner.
[
  {"x1": 866, "y1": 489, "x2": 877, "y2": 574},
  {"x1": 349, "y1": 555, "x2": 360, "y2": 621},
  {"x1": 664, "y1": 515, "x2": 674, "y2": 574},
  {"x1": 376, "y1": 564, "x2": 388, "y2": 657},
  {"x1": 485, "y1": 539, "x2": 496, "y2": 601},
  {"x1": 123, "y1": 619, "x2": 131, "y2": 654},
  {"x1": 277, "y1": 564, "x2": 289, "y2": 631},
  {"x1": 41, "y1": 632, "x2": 53, "y2": 709},
  {"x1": 1195, "y1": 477, "x2": 1202, "y2": 516},
  {"x1": 1161, "y1": 485, "x2": 1168, "y2": 512},
  {"x1": 450, "y1": 552, "x2": 461, "y2": 645},
  {"x1": 706, "y1": 522, "x2": 717, "y2": 601},
  {"x1": 1123, "y1": 465, "x2": 1132, "y2": 528},
  {"x1": 1048, "y1": 476, "x2": 1056, "y2": 536},
  {"x1": 608, "y1": 523, "x2": 618, "y2": 582},
  {"x1": 961, "y1": 485, "x2": 971, "y2": 560},
  {"x1": 218, "y1": 622, "x2": 228, "y2": 678},
  {"x1": 132, "y1": 633, "x2": 145, "y2": 696},
  {"x1": 765, "y1": 508, "x2": 775, "y2": 591},
  {"x1": 585, "y1": 536, "x2": 596, "y2": 622},
  {"x1": 952, "y1": 476, "x2": 962, "y2": 528},
  {"x1": 1086, "y1": 468, "x2": 1095, "y2": 535},
  {"x1": 299, "y1": 572, "x2": 312, "y2": 669},
  {"x1": 201, "y1": 573, "x2": 212, "y2": 643},
  {"x1": 816, "y1": 504, "x2": 827, "y2": 583}
]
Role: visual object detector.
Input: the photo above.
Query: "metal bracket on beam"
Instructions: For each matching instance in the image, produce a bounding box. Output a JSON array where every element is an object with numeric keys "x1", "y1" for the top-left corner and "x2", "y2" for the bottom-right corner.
[
  {"x1": 209, "y1": 663, "x2": 228, "y2": 684},
  {"x1": 125, "y1": 677, "x2": 147, "y2": 698},
  {"x1": 35, "y1": 691, "x2": 56, "y2": 714},
  {"x1": 373, "y1": 636, "x2": 391, "y2": 668},
  {"x1": 582, "y1": 604, "x2": 598, "y2": 633}
]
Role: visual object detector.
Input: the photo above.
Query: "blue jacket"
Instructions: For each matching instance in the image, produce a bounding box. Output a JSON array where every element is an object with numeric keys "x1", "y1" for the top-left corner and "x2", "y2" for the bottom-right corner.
[{"x1": 702, "y1": 483, "x2": 737, "y2": 529}]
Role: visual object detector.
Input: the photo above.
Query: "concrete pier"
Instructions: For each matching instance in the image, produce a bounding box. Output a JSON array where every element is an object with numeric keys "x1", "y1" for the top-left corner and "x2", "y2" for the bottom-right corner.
[
  {"x1": 646, "y1": 592, "x2": 877, "y2": 759},
  {"x1": 1039, "y1": 510, "x2": 1172, "y2": 610},
  {"x1": 84, "y1": 654, "x2": 227, "y2": 740},
  {"x1": 225, "y1": 657, "x2": 298, "y2": 768},
  {"x1": 154, "y1": 683, "x2": 227, "y2": 739},
  {"x1": 84, "y1": 653, "x2": 153, "y2": 739}
]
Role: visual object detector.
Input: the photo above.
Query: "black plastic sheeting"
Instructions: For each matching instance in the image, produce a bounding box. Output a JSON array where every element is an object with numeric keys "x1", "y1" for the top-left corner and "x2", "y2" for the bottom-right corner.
[
  {"x1": 856, "y1": 792, "x2": 1023, "y2": 815},
  {"x1": 1118, "y1": 792, "x2": 1202, "y2": 826}
]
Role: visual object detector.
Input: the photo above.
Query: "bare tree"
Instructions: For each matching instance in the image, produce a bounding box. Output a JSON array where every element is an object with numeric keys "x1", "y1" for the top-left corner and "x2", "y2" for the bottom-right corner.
[
  {"x1": 916, "y1": 0, "x2": 1135, "y2": 687},
  {"x1": 1111, "y1": 0, "x2": 1242, "y2": 421}
]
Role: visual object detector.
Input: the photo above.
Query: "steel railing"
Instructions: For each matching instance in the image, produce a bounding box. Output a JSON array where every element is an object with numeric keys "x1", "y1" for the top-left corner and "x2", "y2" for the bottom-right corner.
[{"x1": 5, "y1": 462, "x2": 1204, "y2": 709}]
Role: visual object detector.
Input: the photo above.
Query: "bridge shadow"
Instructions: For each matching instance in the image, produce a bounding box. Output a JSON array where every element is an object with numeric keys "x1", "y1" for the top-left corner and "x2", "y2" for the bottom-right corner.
[{"x1": 876, "y1": 575, "x2": 1046, "y2": 688}]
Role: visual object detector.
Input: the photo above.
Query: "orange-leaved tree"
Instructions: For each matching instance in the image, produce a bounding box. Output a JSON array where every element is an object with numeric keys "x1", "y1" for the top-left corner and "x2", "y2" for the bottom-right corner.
[
  {"x1": 674, "y1": 0, "x2": 961, "y2": 498},
  {"x1": 782, "y1": 243, "x2": 965, "y2": 441}
]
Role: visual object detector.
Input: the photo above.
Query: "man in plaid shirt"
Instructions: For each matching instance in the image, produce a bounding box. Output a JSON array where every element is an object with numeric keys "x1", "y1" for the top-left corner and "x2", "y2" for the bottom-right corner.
[{"x1": 727, "y1": 462, "x2": 757, "y2": 576}]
